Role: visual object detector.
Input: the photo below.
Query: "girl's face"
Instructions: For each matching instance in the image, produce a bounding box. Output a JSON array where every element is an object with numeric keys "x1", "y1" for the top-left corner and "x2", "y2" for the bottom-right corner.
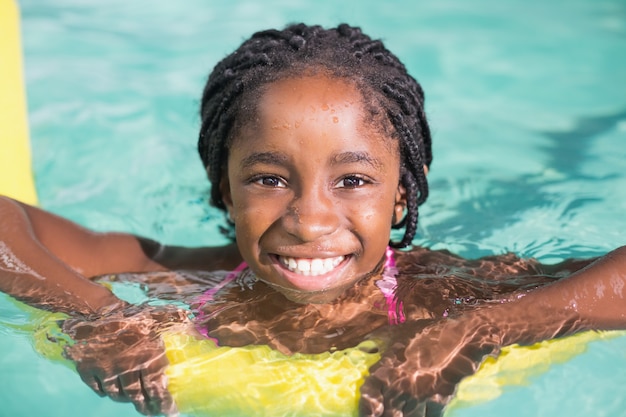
[{"x1": 221, "y1": 74, "x2": 405, "y2": 303}]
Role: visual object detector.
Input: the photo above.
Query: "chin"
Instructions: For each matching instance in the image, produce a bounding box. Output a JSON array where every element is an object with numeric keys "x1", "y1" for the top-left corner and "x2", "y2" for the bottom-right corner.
[{"x1": 269, "y1": 283, "x2": 349, "y2": 305}]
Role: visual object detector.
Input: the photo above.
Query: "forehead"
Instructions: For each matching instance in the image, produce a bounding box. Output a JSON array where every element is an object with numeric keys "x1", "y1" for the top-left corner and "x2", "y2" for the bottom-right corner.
[
  {"x1": 259, "y1": 73, "x2": 361, "y2": 111},
  {"x1": 244, "y1": 73, "x2": 397, "y2": 141},
  {"x1": 227, "y1": 74, "x2": 400, "y2": 176},
  {"x1": 262, "y1": 75, "x2": 359, "y2": 131},
  {"x1": 233, "y1": 73, "x2": 398, "y2": 153}
]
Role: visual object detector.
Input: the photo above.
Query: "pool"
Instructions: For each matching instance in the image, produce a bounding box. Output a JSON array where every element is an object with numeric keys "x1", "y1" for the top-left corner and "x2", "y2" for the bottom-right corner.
[{"x1": 2, "y1": 0, "x2": 626, "y2": 415}]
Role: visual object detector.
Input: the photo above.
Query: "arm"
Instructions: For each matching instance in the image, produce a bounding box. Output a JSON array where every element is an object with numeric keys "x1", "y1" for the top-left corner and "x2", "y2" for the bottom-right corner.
[
  {"x1": 360, "y1": 246, "x2": 626, "y2": 416},
  {"x1": 0, "y1": 196, "x2": 208, "y2": 414},
  {"x1": 13, "y1": 197, "x2": 241, "y2": 275},
  {"x1": 0, "y1": 196, "x2": 134, "y2": 315},
  {"x1": 492, "y1": 245, "x2": 626, "y2": 344},
  {"x1": 0, "y1": 196, "x2": 240, "y2": 315}
]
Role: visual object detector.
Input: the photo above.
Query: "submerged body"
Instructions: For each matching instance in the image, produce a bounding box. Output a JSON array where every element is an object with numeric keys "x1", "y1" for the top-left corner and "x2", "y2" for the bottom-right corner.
[
  {"x1": 186, "y1": 247, "x2": 582, "y2": 354},
  {"x1": 95, "y1": 246, "x2": 586, "y2": 353},
  {"x1": 56, "y1": 245, "x2": 598, "y2": 416}
]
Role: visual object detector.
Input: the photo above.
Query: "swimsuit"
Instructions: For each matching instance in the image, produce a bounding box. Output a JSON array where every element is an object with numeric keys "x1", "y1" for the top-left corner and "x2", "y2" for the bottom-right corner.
[{"x1": 376, "y1": 246, "x2": 406, "y2": 325}]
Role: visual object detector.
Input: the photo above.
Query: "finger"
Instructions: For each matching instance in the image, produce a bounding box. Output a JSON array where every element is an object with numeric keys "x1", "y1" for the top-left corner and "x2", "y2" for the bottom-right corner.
[
  {"x1": 85, "y1": 375, "x2": 107, "y2": 397},
  {"x1": 117, "y1": 371, "x2": 146, "y2": 408},
  {"x1": 72, "y1": 362, "x2": 107, "y2": 398},
  {"x1": 133, "y1": 342, "x2": 176, "y2": 415},
  {"x1": 116, "y1": 369, "x2": 174, "y2": 416},
  {"x1": 139, "y1": 368, "x2": 177, "y2": 416},
  {"x1": 99, "y1": 374, "x2": 131, "y2": 403}
]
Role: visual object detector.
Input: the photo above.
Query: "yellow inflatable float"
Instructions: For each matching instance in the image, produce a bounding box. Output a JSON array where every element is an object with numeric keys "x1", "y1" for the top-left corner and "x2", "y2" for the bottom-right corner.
[
  {"x1": 0, "y1": 0, "x2": 38, "y2": 207},
  {"x1": 16, "y1": 298, "x2": 626, "y2": 417},
  {"x1": 2, "y1": 1, "x2": 624, "y2": 416}
]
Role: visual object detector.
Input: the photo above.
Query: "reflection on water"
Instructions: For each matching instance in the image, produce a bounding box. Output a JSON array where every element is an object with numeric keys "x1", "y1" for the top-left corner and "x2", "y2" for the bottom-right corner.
[{"x1": 540, "y1": 108, "x2": 626, "y2": 176}]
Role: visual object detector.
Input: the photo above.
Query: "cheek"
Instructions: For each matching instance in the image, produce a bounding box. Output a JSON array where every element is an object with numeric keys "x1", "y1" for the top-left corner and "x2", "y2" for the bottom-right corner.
[
  {"x1": 353, "y1": 192, "x2": 395, "y2": 240},
  {"x1": 231, "y1": 194, "x2": 283, "y2": 240}
]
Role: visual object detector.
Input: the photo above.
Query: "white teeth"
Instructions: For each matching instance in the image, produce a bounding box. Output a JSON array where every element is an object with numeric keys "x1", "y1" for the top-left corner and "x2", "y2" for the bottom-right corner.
[
  {"x1": 278, "y1": 255, "x2": 345, "y2": 276},
  {"x1": 324, "y1": 258, "x2": 333, "y2": 270},
  {"x1": 297, "y1": 259, "x2": 311, "y2": 274},
  {"x1": 288, "y1": 258, "x2": 297, "y2": 270},
  {"x1": 311, "y1": 258, "x2": 323, "y2": 272}
]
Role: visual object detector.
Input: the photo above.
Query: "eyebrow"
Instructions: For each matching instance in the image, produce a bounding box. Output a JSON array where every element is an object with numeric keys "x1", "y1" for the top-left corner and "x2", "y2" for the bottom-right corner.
[
  {"x1": 239, "y1": 152, "x2": 288, "y2": 170},
  {"x1": 330, "y1": 151, "x2": 384, "y2": 171}
]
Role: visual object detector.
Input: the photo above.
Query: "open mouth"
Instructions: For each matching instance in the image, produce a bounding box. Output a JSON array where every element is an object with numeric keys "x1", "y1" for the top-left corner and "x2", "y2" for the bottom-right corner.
[{"x1": 276, "y1": 254, "x2": 346, "y2": 276}]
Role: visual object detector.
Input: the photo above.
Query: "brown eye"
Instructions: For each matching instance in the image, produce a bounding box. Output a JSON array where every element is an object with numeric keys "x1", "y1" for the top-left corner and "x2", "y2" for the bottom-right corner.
[
  {"x1": 254, "y1": 176, "x2": 286, "y2": 188},
  {"x1": 338, "y1": 176, "x2": 366, "y2": 189}
]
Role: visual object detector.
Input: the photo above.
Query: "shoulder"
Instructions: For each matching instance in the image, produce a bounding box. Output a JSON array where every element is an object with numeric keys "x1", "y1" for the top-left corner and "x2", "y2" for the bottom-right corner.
[
  {"x1": 393, "y1": 245, "x2": 546, "y2": 279},
  {"x1": 391, "y1": 246, "x2": 555, "y2": 319}
]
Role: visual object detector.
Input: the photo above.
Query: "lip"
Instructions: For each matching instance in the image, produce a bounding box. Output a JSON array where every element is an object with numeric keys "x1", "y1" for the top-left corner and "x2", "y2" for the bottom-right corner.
[{"x1": 268, "y1": 253, "x2": 352, "y2": 292}]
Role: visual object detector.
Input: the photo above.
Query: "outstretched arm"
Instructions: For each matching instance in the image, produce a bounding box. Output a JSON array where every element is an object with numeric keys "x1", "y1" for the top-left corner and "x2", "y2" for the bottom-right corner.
[
  {"x1": 494, "y1": 245, "x2": 626, "y2": 343},
  {"x1": 0, "y1": 196, "x2": 137, "y2": 315},
  {"x1": 0, "y1": 196, "x2": 241, "y2": 315},
  {"x1": 360, "y1": 246, "x2": 626, "y2": 416},
  {"x1": 0, "y1": 196, "x2": 215, "y2": 415}
]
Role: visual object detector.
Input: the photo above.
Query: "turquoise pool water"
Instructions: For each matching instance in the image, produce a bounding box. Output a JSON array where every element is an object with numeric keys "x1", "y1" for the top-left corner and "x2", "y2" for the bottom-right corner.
[{"x1": 2, "y1": 0, "x2": 626, "y2": 415}]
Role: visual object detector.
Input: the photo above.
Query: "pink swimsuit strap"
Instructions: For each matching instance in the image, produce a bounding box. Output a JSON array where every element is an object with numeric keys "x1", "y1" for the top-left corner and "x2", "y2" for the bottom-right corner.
[
  {"x1": 193, "y1": 262, "x2": 247, "y2": 338},
  {"x1": 377, "y1": 246, "x2": 405, "y2": 325},
  {"x1": 194, "y1": 261, "x2": 248, "y2": 306}
]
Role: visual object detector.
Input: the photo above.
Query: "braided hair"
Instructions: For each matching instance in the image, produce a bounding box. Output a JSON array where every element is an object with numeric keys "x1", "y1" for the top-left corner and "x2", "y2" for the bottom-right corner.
[{"x1": 198, "y1": 23, "x2": 432, "y2": 248}]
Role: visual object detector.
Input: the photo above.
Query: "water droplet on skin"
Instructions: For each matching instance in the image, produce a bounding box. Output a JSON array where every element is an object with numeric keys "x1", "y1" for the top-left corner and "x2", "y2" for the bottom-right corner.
[
  {"x1": 321, "y1": 104, "x2": 329, "y2": 111},
  {"x1": 332, "y1": 116, "x2": 339, "y2": 124}
]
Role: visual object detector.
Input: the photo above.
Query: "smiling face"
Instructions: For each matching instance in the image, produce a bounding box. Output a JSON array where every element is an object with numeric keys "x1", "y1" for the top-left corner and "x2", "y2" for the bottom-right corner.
[{"x1": 221, "y1": 73, "x2": 405, "y2": 303}]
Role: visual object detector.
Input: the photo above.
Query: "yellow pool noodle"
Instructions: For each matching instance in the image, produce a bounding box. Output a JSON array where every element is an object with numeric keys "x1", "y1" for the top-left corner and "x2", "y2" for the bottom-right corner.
[
  {"x1": 0, "y1": 0, "x2": 38, "y2": 206},
  {"x1": 163, "y1": 330, "x2": 626, "y2": 416},
  {"x1": 164, "y1": 333, "x2": 381, "y2": 417}
]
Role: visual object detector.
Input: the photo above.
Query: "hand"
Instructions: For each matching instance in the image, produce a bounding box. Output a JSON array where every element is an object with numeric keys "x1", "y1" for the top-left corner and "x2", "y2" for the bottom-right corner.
[
  {"x1": 360, "y1": 315, "x2": 501, "y2": 417},
  {"x1": 62, "y1": 304, "x2": 189, "y2": 415}
]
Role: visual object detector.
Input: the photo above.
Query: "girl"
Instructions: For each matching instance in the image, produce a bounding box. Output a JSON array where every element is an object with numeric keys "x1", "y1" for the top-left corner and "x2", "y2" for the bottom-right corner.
[{"x1": 1, "y1": 23, "x2": 625, "y2": 417}]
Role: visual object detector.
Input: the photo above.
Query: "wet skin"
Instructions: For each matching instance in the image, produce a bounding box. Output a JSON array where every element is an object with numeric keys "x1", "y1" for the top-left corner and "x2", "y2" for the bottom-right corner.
[{"x1": 221, "y1": 73, "x2": 406, "y2": 304}]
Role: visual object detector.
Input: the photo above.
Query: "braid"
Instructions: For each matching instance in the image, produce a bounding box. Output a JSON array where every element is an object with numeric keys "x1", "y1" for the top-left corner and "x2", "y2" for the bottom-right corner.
[{"x1": 198, "y1": 23, "x2": 432, "y2": 247}]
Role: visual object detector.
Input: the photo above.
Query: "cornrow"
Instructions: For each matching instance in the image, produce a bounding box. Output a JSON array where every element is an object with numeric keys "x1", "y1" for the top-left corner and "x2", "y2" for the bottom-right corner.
[{"x1": 198, "y1": 23, "x2": 432, "y2": 248}]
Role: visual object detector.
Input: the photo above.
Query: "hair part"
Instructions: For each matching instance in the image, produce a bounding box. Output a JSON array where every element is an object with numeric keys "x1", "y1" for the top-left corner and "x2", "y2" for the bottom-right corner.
[{"x1": 198, "y1": 23, "x2": 432, "y2": 248}]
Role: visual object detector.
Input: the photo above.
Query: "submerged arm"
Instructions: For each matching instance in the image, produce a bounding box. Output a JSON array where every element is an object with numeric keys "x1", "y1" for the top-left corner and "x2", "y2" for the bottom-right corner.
[
  {"x1": 0, "y1": 196, "x2": 201, "y2": 414},
  {"x1": 0, "y1": 196, "x2": 239, "y2": 315},
  {"x1": 360, "y1": 246, "x2": 626, "y2": 416}
]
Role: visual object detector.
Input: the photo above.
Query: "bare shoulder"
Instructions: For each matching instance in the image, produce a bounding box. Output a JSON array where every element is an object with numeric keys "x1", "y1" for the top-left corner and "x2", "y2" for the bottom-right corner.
[
  {"x1": 391, "y1": 246, "x2": 555, "y2": 320},
  {"x1": 393, "y1": 245, "x2": 594, "y2": 279},
  {"x1": 393, "y1": 246, "x2": 539, "y2": 277}
]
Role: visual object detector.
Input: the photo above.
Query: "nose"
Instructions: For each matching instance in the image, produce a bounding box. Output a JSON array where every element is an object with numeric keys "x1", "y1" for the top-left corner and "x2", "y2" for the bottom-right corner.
[{"x1": 281, "y1": 185, "x2": 340, "y2": 243}]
